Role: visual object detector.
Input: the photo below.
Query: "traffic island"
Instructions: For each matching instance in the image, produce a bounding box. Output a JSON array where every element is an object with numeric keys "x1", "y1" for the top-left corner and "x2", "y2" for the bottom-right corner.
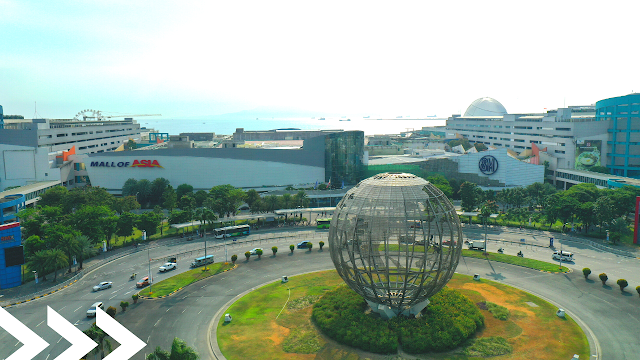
[
  {"x1": 216, "y1": 270, "x2": 589, "y2": 359},
  {"x1": 138, "y1": 262, "x2": 236, "y2": 299}
]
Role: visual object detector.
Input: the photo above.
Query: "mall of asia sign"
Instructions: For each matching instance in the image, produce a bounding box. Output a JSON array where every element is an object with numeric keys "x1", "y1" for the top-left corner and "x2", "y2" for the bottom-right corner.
[
  {"x1": 90, "y1": 160, "x2": 163, "y2": 168},
  {"x1": 478, "y1": 155, "x2": 498, "y2": 175}
]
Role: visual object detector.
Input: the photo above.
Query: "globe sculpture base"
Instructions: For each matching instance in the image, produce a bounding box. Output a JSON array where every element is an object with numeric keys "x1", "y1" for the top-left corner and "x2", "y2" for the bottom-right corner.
[{"x1": 366, "y1": 298, "x2": 431, "y2": 320}]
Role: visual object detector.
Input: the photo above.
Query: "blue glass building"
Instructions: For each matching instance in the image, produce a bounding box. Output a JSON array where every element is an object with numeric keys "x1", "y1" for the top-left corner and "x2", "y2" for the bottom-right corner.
[{"x1": 596, "y1": 94, "x2": 640, "y2": 178}]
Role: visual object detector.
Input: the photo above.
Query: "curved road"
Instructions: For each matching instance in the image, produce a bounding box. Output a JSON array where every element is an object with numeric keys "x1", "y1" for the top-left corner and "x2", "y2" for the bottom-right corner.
[{"x1": 1, "y1": 227, "x2": 639, "y2": 359}]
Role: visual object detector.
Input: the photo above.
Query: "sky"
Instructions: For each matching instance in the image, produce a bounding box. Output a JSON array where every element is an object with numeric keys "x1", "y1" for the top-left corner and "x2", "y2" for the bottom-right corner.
[{"x1": 2, "y1": 0, "x2": 639, "y2": 119}]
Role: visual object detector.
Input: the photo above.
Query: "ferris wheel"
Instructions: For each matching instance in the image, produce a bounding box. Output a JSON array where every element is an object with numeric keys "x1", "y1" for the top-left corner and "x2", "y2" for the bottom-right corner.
[{"x1": 74, "y1": 109, "x2": 104, "y2": 121}]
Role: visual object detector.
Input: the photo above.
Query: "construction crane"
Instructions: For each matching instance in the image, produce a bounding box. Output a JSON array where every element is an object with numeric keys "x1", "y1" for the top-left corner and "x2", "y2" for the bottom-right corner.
[{"x1": 73, "y1": 109, "x2": 161, "y2": 121}]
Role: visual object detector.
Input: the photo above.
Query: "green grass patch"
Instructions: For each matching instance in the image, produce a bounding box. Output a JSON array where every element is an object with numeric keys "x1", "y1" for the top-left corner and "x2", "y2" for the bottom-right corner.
[
  {"x1": 282, "y1": 325, "x2": 323, "y2": 353},
  {"x1": 462, "y1": 249, "x2": 569, "y2": 273},
  {"x1": 138, "y1": 262, "x2": 233, "y2": 298},
  {"x1": 482, "y1": 301, "x2": 510, "y2": 320},
  {"x1": 464, "y1": 336, "x2": 512, "y2": 357}
]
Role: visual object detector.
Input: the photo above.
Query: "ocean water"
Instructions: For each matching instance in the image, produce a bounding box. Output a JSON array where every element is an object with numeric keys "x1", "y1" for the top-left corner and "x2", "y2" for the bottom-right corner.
[{"x1": 140, "y1": 117, "x2": 446, "y2": 136}]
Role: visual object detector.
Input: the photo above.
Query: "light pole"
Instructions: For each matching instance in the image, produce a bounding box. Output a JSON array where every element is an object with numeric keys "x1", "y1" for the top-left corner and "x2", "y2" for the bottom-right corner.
[
  {"x1": 204, "y1": 228, "x2": 208, "y2": 271},
  {"x1": 135, "y1": 192, "x2": 139, "y2": 204},
  {"x1": 32, "y1": 271, "x2": 37, "y2": 292},
  {"x1": 224, "y1": 228, "x2": 228, "y2": 263}
]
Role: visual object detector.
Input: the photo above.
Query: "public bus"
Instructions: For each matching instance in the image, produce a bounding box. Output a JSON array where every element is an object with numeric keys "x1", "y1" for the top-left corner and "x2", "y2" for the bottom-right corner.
[
  {"x1": 317, "y1": 218, "x2": 332, "y2": 229},
  {"x1": 191, "y1": 255, "x2": 214, "y2": 268},
  {"x1": 213, "y1": 224, "x2": 251, "y2": 239}
]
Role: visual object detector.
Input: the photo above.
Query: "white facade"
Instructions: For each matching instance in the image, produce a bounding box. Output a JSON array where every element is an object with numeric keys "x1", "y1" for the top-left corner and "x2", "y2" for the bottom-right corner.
[
  {"x1": 0, "y1": 144, "x2": 64, "y2": 191},
  {"x1": 81, "y1": 154, "x2": 325, "y2": 193},
  {"x1": 453, "y1": 148, "x2": 544, "y2": 189}
]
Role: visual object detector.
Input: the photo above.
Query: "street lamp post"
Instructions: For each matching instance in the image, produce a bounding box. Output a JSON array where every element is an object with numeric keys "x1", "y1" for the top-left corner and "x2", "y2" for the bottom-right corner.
[
  {"x1": 135, "y1": 192, "x2": 139, "y2": 203},
  {"x1": 204, "y1": 228, "x2": 208, "y2": 271},
  {"x1": 32, "y1": 271, "x2": 37, "y2": 292},
  {"x1": 147, "y1": 245, "x2": 152, "y2": 295}
]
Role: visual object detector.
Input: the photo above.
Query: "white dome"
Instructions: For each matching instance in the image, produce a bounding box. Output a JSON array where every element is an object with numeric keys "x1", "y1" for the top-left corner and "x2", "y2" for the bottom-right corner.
[{"x1": 463, "y1": 97, "x2": 507, "y2": 116}]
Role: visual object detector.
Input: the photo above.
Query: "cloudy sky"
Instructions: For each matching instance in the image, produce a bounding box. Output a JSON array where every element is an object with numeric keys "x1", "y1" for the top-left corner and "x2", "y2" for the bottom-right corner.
[{"x1": 2, "y1": 0, "x2": 639, "y2": 119}]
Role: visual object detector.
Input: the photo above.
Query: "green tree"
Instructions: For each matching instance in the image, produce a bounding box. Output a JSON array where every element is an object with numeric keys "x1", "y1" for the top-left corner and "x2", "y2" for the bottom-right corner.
[
  {"x1": 137, "y1": 212, "x2": 162, "y2": 237},
  {"x1": 162, "y1": 186, "x2": 178, "y2": 212},
  {"x1": 122, "y1": 178, "x2": 138, "y2": 197},
  {"x1": 265, "y1": 195, "x2": 279, "y2": 213},
  {"x1": 427, "y1": 175, "x2": 453, "y2": 199},
  {"x1": 37, "y1": 186, "x2": 69, "y2": 207},
  {"x1": 27, "y1": 250, "x2": 51, "y2": 281},
  {"x1": 45, "y1": 249, "x2": 68, "y2": 282},
  {"x1": 459, "y1": 182, "x2": 480, "y2": 212},
  {"x1": 24, "y1": 235, "x2": 46, "y2": 258},
  {"x1": 271, "y1": 246, "x2": 278, "y2": 255},
  {"x1": 115, "y1": 196, "x2": 140, "y2": 213},
  {"x1": 179, "y1": 195, "x2": 196, "y2": 212},
  {"x1": 474, "y1": 142, "x2": 488, "y2": 151},
  {"x1": 58, "y1": 233, "x2": 80, "y2": 273},
  {"x1": 194, "y1": 190, "x2": 208, "y2": 207},
  {"x1": 281, "y1": 193, "x2": 293, "y2": 209},
  {"x1": 256, "y1": 248, "x2": 263, "y2": 259},
  {"x1": 589, "y1": 166, "x2": 610, "y2": 174},
  {"x1": 101, "y1": 215, "x2": 119, "y2": 249},
  {"x1": 176, "y1": 184, "x2": 194, "y2": 201},
  {"x1": 136, "y1": 179, "x2": 153, "y2": 205},
  {"x1": 17, "y1": 208, "x2": 45, "y2": 239},
  {"x1": 575, "y1": 202, "x2": 596, "y2": 233},
  {"x1": 83, "y1": 323, "x2": 112, "y2": 359},
  {"x1": 294, "y1": 190, "x2": 309, "y2": 209},
  {"x1": 245, "y1": 189, "x2": 260, "y2": 210},
  {"x1": 75, "y1": 235, "x2": 97, "y2": 270},
  {"x1": 150, "y1": 177, "x2": 171, "y2": 205},
  {"x1": 73, "y1": 206, "x2": 112, "y2": 244},
  {"x1": 609, "y1": 217, "x2": 631, "y2": 244},
  {"x1": 594, "y1": 196, "x2": 615, "y2": 232},
  {"x1": 124, "y1": 139, "x2": 137, "y2": 150},
  {"x1": 116, "y1": 212, "x2": 137, "y2": 243},
  {"x1": 85, "y1": 187, "x2": 116, "y2": 210}
]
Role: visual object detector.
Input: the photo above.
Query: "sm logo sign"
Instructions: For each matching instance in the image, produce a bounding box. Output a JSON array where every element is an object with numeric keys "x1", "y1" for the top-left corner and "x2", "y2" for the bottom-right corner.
[{"x1": 90, "y1": 160, "x2": 163, "y2": 168}]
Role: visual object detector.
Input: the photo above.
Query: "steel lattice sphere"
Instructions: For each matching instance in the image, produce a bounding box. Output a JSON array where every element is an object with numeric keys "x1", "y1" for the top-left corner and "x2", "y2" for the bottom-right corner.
[{"x1": 328, "y1": 173, "x2": 463, "y2": 318}]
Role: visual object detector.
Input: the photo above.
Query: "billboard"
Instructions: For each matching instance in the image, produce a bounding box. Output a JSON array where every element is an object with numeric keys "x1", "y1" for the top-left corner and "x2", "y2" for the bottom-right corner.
[
  {"x1": 575, "y1": 139, "x2": 601, "y2": 170},
  {"x1": 4, "y1": 245, "x2": 24, "y2": 267}
]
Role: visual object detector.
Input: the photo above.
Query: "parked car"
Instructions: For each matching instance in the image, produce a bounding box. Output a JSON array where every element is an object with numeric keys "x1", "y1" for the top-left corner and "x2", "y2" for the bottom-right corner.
[
  {"x1": 297, "y1": 241, "x2": 310, "y2": 249},
  {"x1": 159, "y1": 262, "x2": 177, "y2": 272},
  {"x1": 249, "y1": 248, "x2": 263, "y2": 255},
  {"x1": 92, "y1": 281, "x2": 113, "y2": 292},
  {"x1": 136, "y1": 276, "x2": 150, "y2": 288},
  {"x1": 86, "y1": 302, "x2": 104, "y2": 317}
]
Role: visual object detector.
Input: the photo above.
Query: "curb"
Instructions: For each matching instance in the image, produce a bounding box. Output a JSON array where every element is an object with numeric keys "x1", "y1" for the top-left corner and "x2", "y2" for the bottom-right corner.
[
  {"x1": 138, "y1": 264, "x2": 238, "y2": 300},
  {"x1": 1, "y1": 278, "x2": 80, "y2": 309}
]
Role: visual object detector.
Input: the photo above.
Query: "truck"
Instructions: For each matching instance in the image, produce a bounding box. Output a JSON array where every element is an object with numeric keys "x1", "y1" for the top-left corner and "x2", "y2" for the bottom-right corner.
[{"x1": 468, "y1": 240, "x2": 486, "y2": 250}]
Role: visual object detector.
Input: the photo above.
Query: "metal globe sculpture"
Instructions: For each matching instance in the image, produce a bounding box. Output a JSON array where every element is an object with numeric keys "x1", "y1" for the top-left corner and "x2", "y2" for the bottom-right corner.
[{"x1": 328, "y1": 173, "x2": 463, "y2": 319}]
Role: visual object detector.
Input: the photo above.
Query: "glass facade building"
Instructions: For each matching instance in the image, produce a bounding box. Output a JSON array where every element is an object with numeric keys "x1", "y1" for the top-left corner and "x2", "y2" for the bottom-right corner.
[
  {"x1": 597, "y1": 94, "x2": 640, "y2": 178},
  {"x1": 323, "y1": 131, "x2": 364, "y2": 185}
]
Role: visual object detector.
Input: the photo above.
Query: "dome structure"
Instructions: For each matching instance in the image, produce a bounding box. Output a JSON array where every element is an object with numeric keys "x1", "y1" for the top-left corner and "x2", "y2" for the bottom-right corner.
[
  {"x1": 327, "y1": 173, "x2": 463, "y2": 319},
  {"x1": 463, "y1": 97, "x2": 507, "y2": 116}
]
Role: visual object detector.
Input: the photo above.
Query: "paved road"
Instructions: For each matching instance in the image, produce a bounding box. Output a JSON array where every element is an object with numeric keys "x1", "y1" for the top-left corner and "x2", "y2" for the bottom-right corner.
[{"x1": 1, "y1": 227, "x2": 639, "y2": 359}]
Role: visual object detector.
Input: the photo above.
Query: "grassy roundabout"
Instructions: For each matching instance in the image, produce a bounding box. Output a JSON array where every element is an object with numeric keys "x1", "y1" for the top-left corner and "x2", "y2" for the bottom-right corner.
[
  {"x1": 217, "y1": 270, "x2": 589, "y2": 360},
  {"x1": 137, "y1": 262, "x2": 234, "y2": 298}
]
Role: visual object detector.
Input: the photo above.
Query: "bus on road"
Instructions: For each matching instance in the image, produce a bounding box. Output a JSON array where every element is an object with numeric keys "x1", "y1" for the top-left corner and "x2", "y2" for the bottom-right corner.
[
  {"x1": 317, "y1": 218, "x2": 332, "y2": 229},
  {"x1": 213, "y1": 225, "x2": 251, "y2": 239},
  {"x1": 191, "y1": 255, "x2": 214, "y2": 268}
]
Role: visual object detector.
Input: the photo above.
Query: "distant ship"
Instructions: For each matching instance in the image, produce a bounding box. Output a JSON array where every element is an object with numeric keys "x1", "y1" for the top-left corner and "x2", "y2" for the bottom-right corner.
[
  {"x1": 396, "y1": 116, "x2": 403, "y2": 119},
  {"x1": 318, "y1": 117, "x2": 325, "y2": 120},
  {"x1": 339, "y1": 118, "x2": 351, "y2": 122},
  {"x1": 427, "y1": 115, "x2": 437, "y2": 117},
  {"x1": 363, "y1": 116, "x2": 370, "y2": 118}
]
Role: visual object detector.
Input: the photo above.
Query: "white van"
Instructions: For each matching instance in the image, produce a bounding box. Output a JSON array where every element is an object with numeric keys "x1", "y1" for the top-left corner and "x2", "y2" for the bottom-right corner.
[{"x1": 552, "y1": 251, "x2": 574, "y2": 262}]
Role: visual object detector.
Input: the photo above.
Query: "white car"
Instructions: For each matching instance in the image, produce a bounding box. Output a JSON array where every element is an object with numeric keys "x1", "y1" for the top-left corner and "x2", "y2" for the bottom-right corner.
[
  {"x1": 86, "y1": 302, "x2": 104, "y2": 317},
  {"x1": 552, "y1": 251, "x2": 574, "y2": 262},
  {"x1": 159, "y1": 262, "x2": 177, "y2": 272},
  {"x1": 92, "y1": 281, "x2": 112, "y2": 292},
  {"x1": 249, "y1": 248, "x2": 263, "y2": 255}
]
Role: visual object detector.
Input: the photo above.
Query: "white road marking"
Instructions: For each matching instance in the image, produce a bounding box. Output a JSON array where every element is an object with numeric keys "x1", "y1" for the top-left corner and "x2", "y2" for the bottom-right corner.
[
  {"x1": 166, "y1": 308, "x2": 171, "y2": 312},
  {"x1": 147, "y1": 335, "x2": 151, "y2": 343},
  {"x1": 15, "y1": 341, "x2": 20, "y2": 346},
  {"x1": 109, "y1": 294, "x2": 118, "y2": 300},
  {"x1": 74, "y1": 320, "x2": 80, "y2": 326},
  {"x1": 80, "y1": 293, "x2": 90, "y2": 299},
  {"x1": 198, "y1": 309, "x2": 203, "y2": 314},
  {"x1": 124, "y1": 290, "x2": 133, "y2": 295},
  {"x1": 59, "y1": 306, "x2": 67, "y2": 311},
  {"x1": 45, "y1": 354, "x2": 50, "y2": 360},
  {"x1": 36, "y1": 320, "x2": 45, "y2": 327},
  {"x1": 182, "y1": 309, "x2": 186, "y2": 314},
  {"x1": 154, "y1": 319, "x2": 161, "y2": 327},
  {"x1": 74, "y1": 306, "x2": 83, "y2": 312},
  {"x1": 110, "y1": 290, "x2": 118, "y2": 294},
  {"x1": 225, "y1": 288, "x2": 233, "y2": 293},
  {"x1": 57, "y1": 336, "x2": 63, "y2": 343}
]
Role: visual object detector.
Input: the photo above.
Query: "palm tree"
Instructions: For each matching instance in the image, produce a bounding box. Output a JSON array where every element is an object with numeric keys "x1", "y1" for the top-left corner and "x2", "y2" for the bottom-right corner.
[
  {"x1": 146, "y1": 338, "x2": 198, "y2": 360},
  {"x1": 27, "y1": 250, "x2": 51, "y2": 281},
  {"x1": 281, "y1": 193, "x2": 292, "y2": 209},
  {"x1": 76, "y1": 235, "x2": 97, "y2": 270},
  {"x1": 46, "y1": 249, "x2": 68, "y2": 282},
  {"x1": 265, "y1": 195, "x2": 279, "y2": 213},
  {"x1": 609, "y1": 217, "x2": 631, "y2": 244},
  {"x1": 58, "y1": 234, "x2": 80, "y2": 273},
  {"x1": 83, "y1": 323, "x2": 112, "y2": 359}
]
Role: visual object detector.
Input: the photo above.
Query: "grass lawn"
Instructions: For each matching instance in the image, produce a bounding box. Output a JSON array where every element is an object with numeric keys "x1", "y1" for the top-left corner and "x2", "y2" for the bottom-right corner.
[
  {"x1": 138, "y1": 262, "x2": 234, "y2": 298},
  {"x1": 461, "y1": 250, "x2": 570, "y2": 273},
  {"x1": 217, "y1": 270, "x2": 589, "y2": 360}
]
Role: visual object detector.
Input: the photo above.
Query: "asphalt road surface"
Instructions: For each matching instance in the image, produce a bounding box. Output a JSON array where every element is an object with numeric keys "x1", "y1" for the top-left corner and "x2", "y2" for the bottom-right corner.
[{"x1": 1, "y1": 227, "x2": 639, "y2": 360}]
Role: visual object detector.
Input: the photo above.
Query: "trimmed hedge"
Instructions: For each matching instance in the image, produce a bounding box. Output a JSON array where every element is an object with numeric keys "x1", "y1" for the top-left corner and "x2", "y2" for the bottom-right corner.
[{"x1": 311, "y1": 286, "x2": 484, "y2": 354}]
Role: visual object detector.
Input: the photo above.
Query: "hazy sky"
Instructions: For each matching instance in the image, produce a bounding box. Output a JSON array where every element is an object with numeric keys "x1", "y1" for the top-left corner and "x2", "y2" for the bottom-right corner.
[{"x1": 2, "y1": 0, "x2": 639, "y2": 119}]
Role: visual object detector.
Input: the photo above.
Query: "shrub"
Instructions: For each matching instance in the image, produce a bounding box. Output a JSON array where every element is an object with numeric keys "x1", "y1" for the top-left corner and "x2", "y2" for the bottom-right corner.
[
  {"x1": 319, "y1": 241, "x2": 325, "y2": 250},
  {"x1": 582, "y1": 268, "x2": 591, "y2": 279},
  {"x1": 636, "y1": 286, "x2": 640, "y2": 297},
  {"x1": 464, "y1": 336, "x2": 513, "y2": 357},
  {"x1": 120, "y1": 301, "x2": 129, "y2": 312},
  {"x1": 256, "y1": 248, "x2": 263, "y2": 258},
  {"x1": 482, "y1": 301, "x2": 510, "y2": 320},
  {"x1": 131, "y1": 294, "x2": 139, "y2": 304},
  {"x1": 272, "y1": 246, "x2": 278, "y2": 255},
  {"x1": 599, "y1": 273, "x2": 608, "y2": 285},
  {"x1": 244, "y1": 251, "x2": 251, "y2": 260},
  {"x1": 290, "y1": 244, "x2": 295, "y2": 253},
  {"x1": 106, "y1": 306, "x2": 117, "y2": 318},
  {"x1": 231, "y1": 254, "x2": 238, "y2": 264},
  {"x1": 306, "y1": 242, "x2": 313, "y2": 251},
  {"x1": 312, "y1": 286, "x2": 483, "y2": 354},
  {"x1": 617, "y1": 279, "x2": 628, "y2": 292}
]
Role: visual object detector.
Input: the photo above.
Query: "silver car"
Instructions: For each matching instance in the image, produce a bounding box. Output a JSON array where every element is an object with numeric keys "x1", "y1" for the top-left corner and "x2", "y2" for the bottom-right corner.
[
  {"x1": 92, "y1": 281, "x2": 113, "y2": 292},
  {"x1": 86, "y1": 302, "x2": 104, "y2": 317}
]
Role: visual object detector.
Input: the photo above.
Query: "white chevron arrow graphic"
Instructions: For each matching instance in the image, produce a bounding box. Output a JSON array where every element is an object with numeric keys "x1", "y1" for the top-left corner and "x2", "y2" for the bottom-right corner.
[
  {"x1": 0, "y1": 306, "x2": 49, "y2": 360},
  {"x1": 96, "y1": 307, "x2": 146, "y2": 360},
  {"x1": 47, "y1": 306, "x2": 97, "y2": 360}
]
